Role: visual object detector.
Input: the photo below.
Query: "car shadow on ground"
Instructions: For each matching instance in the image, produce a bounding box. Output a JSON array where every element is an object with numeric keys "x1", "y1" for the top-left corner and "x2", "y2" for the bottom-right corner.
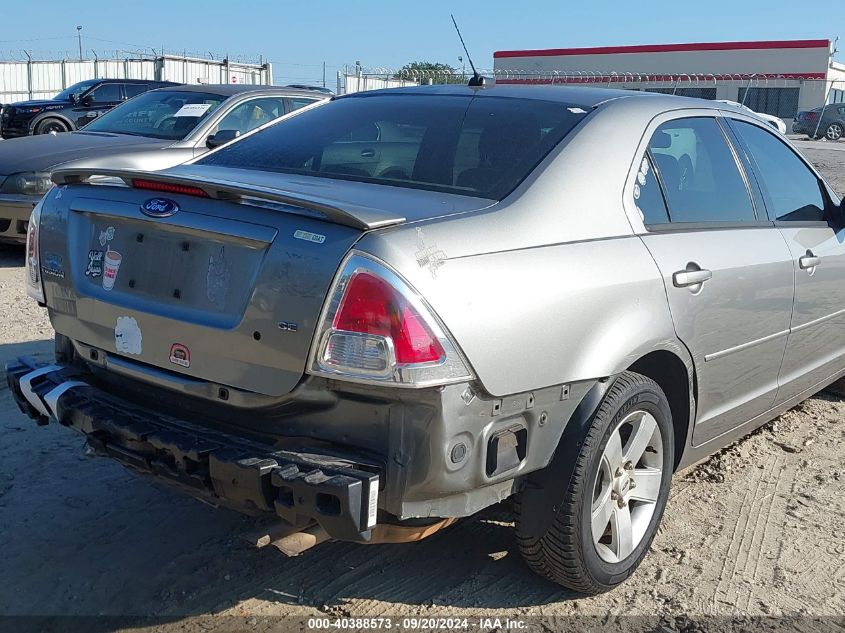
[
  {"x1": 0, "y1": 337, "x2": 576, "y2": 617},
  {"x1": 0, "y1": 244, "x2": 24, "y2": 269}
]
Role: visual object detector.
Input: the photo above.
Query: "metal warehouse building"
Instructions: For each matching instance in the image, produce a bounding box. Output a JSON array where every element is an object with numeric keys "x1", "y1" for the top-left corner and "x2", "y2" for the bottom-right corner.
[{"x1": 493, "y1": 39, "x2": 845, "y2": 127}]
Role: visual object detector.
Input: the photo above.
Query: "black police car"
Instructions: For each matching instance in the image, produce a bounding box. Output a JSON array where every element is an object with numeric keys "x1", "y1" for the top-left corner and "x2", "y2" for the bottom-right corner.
[{"x1": 0, "y1": 78, "x2": 178, "y2": 138}]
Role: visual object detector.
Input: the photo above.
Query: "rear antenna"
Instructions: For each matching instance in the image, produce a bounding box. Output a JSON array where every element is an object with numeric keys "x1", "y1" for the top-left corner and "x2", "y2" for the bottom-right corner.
[{"x1": 451, "y1": 14, "x2": 490, "y2": 87}]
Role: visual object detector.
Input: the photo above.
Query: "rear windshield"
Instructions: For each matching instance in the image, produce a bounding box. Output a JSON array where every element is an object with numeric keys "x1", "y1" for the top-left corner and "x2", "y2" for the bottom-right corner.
[{"x1": 198, "y1": 94, "x2": 589, "y2": 200}]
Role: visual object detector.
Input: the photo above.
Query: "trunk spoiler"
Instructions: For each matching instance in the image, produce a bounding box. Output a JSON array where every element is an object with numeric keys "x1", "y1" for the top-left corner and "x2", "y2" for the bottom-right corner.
[{"x1": 51, "y1": 167, "x2": 406, "y2": 230}]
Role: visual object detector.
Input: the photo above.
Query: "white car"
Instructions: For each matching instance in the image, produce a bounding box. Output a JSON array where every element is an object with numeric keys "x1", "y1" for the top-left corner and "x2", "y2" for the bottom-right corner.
[{"x1": 717, "y1": 100, "x2": 787, "y2": 134}]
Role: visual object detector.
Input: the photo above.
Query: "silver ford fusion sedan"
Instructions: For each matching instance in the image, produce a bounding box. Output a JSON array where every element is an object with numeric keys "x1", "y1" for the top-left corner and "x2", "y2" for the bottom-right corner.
[{"x1": 9, "y1": 83, "x2": 843, "y2": 594}]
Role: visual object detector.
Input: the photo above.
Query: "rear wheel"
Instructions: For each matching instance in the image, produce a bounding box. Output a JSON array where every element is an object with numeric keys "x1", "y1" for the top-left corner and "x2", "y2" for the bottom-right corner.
[
  {"x1": 825, "y1": 122, "x2": 844, "y2": 142},
  {"x1": 516, "y1": 371, "x2": 674, "y2": 594},
  {"x1": 34, "y1": 118, "x2": 69, "y2": 135}
]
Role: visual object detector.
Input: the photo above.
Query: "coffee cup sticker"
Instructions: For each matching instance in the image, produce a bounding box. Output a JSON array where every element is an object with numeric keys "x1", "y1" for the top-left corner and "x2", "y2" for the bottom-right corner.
[{"x1": 102, "y1": 250, "x2": 122, "y2": 291}]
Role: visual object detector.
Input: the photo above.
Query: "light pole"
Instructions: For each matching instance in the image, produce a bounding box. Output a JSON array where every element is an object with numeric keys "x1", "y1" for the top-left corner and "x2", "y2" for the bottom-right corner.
[
  {"x1": 458, "y1": 55, "x2": 465, "y2": 82},
  {"x1": 76, "y1": 26, "x2": 83, "y2": 61}
]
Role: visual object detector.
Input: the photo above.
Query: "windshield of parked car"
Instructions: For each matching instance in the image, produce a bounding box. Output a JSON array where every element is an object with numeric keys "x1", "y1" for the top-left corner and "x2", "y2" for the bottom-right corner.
[
  {"x1": 197, "y1": 94, "x2": 589, "y2": 200},
  {"x1": 83, "y1": 90, "x2": 226, "y2": 140},
  {"x1": 54, "y1": 80, "x2": 99, "y2": 101}
]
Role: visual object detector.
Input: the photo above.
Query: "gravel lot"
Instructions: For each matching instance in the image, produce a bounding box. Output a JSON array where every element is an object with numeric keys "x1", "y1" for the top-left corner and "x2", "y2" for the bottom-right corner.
[{"x1": 0, "y1": 141, "x2": 844, "y2": 632}]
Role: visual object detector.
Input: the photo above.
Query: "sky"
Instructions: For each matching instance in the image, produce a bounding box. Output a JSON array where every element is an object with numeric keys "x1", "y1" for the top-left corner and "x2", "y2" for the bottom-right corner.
[{"x1": 0, "y1": 0, "x2": 841, "y2": 86}]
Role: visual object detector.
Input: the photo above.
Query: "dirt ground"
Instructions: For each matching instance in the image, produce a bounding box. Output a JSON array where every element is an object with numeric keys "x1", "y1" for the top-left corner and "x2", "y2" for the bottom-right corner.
[{"x1": 1, "y1": 141, "x2": 844, "y2": 632}]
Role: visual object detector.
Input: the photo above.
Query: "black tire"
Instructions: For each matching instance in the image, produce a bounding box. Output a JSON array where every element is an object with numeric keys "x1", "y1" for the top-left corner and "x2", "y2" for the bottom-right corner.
[
  {"x1": 34, "y1": 118, "x2": 70, "y2": 135},
  {"x1": 825, "y1": 122, "x2": 844, "y2": 142},
  {"x1": 516, "y1": 371, "x2": 674, "y2": 594}
]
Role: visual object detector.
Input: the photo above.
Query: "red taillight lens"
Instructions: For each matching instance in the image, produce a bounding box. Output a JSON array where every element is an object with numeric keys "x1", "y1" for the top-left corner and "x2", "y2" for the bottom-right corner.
[
  {"x1": 807, "y1": 112, "x2": 818, "y2": 121},
  {"x1": 132, "y1": 179, "x2": 209, "y2": 197},
  {"x1": 333, "y1": 271, "x2": 445, "y2": 364},
  {"x1": 25, "y1": 201, "x2": 45, "y2": 303}
]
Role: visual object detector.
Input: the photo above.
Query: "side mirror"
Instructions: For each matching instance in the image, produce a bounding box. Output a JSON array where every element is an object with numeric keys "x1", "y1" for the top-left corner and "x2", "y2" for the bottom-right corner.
[{"x1": 206, "y1": 129, "x2": 241, "y2": 149}]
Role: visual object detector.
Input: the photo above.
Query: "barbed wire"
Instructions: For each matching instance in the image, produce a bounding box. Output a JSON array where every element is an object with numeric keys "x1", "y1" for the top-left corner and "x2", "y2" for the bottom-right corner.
[
  {"x1": 0, "y1": 47, "x2": 265, "y2": 65},
  {"x1": 361, "y1": 67, "x2": 838, "y2": 86}
]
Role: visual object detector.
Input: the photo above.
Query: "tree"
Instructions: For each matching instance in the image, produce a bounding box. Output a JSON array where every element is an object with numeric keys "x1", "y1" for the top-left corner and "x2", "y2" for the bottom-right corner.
[{"x1": 394, "y1": 61, "x2": 462, "y2": 84}]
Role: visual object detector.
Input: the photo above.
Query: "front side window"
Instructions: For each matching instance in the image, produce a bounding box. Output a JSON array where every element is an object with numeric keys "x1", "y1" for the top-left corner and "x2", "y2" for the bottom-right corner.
[
  {"x1": 198, "y1": 94, "x2": 589, "y2": 200},
  {"x1": 213, "y1": 98, "x2": 285, "y2": 135},
  {"x1": 649, "y1": 117, "x2": 755, "y2": 223},
  {"x1": 288, "y1": 97, "x2": 318, "y2": 112},
  {"x1": 730, "y1": 120, "x2": 825, "y2": 222},
  {"x1": 87, "y1": 83, "x2": 122, "y2": 103},
  {"x1": 84, "y1": 90, "x2": 226, "y2": 140}
]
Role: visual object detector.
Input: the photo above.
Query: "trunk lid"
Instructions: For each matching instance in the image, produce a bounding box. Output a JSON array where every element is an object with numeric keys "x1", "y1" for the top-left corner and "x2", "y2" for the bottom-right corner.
[
  {"x1": 38, "y1": 178, "x2": 365, "y2": 397},
  {"x1": 40, "y1": 167, "x2": 494, "y2": 398}
]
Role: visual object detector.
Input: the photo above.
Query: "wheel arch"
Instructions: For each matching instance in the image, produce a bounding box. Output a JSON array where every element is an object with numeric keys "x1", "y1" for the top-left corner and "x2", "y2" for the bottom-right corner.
[
  {"x1": 30, "y1": 112, "x2": 75, "y2": 133},
  {"x1": 627, "y1": 349, "x2": 695, "y2": 471}
]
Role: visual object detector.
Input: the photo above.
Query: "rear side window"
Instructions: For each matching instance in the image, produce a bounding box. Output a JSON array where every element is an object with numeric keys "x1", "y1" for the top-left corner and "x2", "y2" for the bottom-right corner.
[
  {"x1": 649, "y1": 117, "x2": 755, "y2": 223},
  {"x1": 634, "y1": 153, "x2": 670, "y2": 224},
  {"x1": 731, "y1": 120, "x2": 825, "y2": 222},
  {"x1": 198, "y1": 95, "x2": 589, "y2": 200}
]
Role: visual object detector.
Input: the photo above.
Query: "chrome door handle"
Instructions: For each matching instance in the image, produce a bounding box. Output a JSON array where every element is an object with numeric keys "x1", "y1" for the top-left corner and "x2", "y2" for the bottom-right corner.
[
  {"x1": 360, "y1": 148, "x2": 375, "y2": 158},
  {"x1": 673, "y1": 268, "x2": 712, "y2": 288},
  {"x1": 799, "y1": 254, "x2": 821, "y2": 269}
]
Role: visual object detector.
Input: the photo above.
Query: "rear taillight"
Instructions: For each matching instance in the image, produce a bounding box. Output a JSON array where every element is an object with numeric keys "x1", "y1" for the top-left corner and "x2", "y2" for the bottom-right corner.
[
  {"x1": 807, "y1": 112, "x2": 818, "y2": 121},
  {"x1": 309, "y1": 253, "x2": 473, "y2": 387},
  {"x1": 25, "y1": 201, "x2": 44, "y2": 303}
]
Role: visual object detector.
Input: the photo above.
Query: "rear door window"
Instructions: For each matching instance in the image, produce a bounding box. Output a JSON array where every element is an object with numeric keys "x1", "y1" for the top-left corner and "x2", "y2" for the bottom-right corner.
[
  {"x1": 198, "y1": 94, "x2": 589, "y2": 200},
  {"x1": 648, "y1": 117, "x2": 756, "y2": 223},
  {"x1": 730, "y1": 120, "x2": 826, "y2": 222},
  {"x1": 124, "y1": 84, "x2": 150, "y2": 99}
]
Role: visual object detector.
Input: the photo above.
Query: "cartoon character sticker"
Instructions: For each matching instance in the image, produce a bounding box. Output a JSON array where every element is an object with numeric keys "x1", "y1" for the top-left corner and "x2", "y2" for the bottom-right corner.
[
  {"x1": 85, "y1": 250, "x2": 104, "y2": 278},
  {"x1": 169, "y1": 343, "x2": 191, "y2": 368},
  {"x1": 99, "y1": 226, "x2": 115, "y2": 247},
  {"x1": 115, "y1": 316, "x2": 142, "y2": 355}
]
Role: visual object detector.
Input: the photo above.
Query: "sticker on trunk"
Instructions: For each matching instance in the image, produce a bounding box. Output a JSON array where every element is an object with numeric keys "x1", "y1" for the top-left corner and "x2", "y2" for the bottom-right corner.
[
  {"x1": 169, "y1": 343, "x2": 191, "y2": 368},
  {"x1": 102, "y1": 250, "x2": 122, "y2": 291},
  {"x1": 85, "y1": 250, "x2": 104, "y2": 278},
  {"x1": 115, "y1": 316, "x2": 142, "y2": 355},
  {"x1": 293, "y1": 229, "x2": 326, "y2": 244},
  {"x1": 41, "y1": 252, "x2": 65, "y2": 279}
]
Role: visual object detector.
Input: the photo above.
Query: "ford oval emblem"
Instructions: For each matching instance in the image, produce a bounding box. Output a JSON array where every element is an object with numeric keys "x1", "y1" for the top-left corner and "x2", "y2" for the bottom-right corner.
[{"x1": 140, "y1": 197, "x2": 179, "y2": 218}]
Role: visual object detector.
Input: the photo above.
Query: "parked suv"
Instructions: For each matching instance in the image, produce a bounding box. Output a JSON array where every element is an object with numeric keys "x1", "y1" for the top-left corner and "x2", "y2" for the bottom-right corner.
[
  {"x1": 792, "y1": 103, "x2": 845, "y2": 141},
  {"x1": 0, "y1": 78, "x2": 177, "y2": 138},
  {"x1": 9, "y1": 86, "x2": 843, "y2": 595}
]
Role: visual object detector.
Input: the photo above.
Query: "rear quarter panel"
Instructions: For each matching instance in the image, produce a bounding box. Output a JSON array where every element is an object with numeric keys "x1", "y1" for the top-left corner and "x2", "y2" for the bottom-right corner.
[{"x1": 361, "y1": 228, "x2": 678, "y2": 397}]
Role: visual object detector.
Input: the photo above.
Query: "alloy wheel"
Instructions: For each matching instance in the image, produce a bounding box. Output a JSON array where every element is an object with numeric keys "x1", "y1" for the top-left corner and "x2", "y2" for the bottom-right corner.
[
  {"x1": 591, "y1": 409, "x2": 664, "y2": 563},
  {"x1": 827, "y1": 123, "x2": 844, "y2": 141}
]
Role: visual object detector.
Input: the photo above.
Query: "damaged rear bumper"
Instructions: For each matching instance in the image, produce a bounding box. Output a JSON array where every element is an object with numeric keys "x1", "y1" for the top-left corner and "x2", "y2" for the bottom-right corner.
[{"x1": 6, "y1": 357, "x2": 382, "y2": 542}]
